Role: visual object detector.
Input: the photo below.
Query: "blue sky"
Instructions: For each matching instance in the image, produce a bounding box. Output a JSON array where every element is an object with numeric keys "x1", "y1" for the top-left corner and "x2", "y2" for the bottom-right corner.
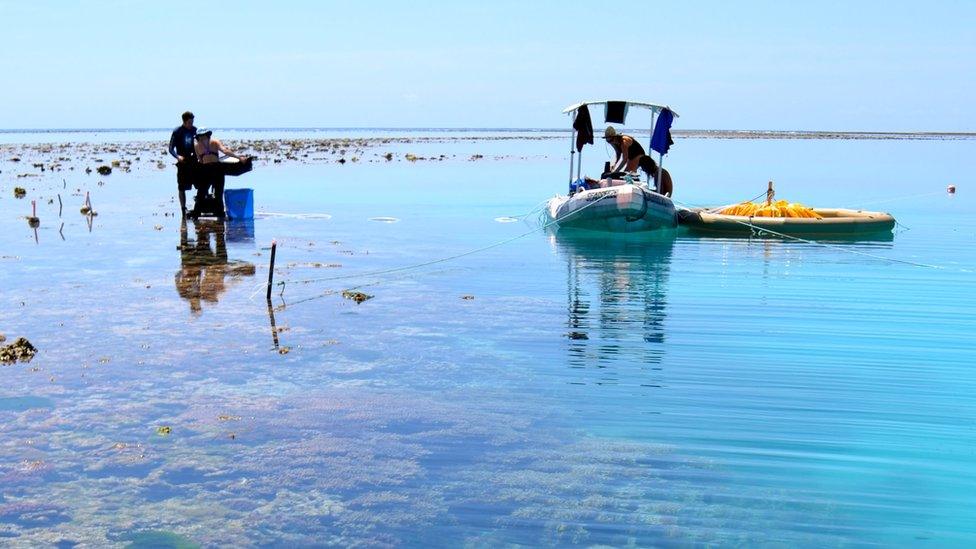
[{"x1": 1, "y1": 0, "x2": 973, "y2": 130}]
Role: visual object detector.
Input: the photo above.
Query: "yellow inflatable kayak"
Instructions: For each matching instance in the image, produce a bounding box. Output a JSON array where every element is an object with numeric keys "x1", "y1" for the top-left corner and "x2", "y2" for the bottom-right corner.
[{"x1": 678, "y1": 207, "x2": 896, "y2": 236}]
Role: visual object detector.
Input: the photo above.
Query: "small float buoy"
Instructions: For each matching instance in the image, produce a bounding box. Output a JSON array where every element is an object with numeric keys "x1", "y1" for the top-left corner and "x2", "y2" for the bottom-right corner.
[{"x1": 947, "y1": 184, "x2": 956, "y2": 194}]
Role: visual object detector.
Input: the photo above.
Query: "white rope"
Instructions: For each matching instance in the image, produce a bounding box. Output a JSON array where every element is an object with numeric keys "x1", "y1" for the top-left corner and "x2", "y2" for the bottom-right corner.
[
  {"x1": 249, "y1": 193, "x2": 611, "y2": 299},
  {"x1": 851, "y1": 190, "x2": 946, "y2": 209},
  {"x1": 256, "y1": 211, "x2": 333, "y2": 220}
]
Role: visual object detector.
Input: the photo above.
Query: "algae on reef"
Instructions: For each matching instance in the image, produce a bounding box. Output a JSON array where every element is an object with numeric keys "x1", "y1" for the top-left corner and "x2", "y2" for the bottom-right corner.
[{"x1": 0, "y1": 337, "x2": 37, "y2": 364}]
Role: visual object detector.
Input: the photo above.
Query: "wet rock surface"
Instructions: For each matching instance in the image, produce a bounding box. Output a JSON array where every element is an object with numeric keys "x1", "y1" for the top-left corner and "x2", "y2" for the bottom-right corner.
[
  {"x1": 341, "y1": 290, "x2": 373, "y2": 304},
  {"x1": 0, "y1": 337, "x2": 36, "y2": 364}
]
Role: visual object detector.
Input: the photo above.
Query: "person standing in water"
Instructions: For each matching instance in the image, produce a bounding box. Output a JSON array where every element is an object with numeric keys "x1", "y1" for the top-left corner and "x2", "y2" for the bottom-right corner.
[
  {"x1": 190, "y1": 128, "x2": 247, "y2": 218},
  {"x1": 168, "y1": 111, "x2": 197, "y2": 217}
]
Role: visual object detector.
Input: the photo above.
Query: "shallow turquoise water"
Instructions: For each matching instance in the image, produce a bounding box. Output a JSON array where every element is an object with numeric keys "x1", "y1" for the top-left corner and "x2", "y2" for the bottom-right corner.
[{"x1": 1, "y1": 134, "x2": 974, "y2": 546}]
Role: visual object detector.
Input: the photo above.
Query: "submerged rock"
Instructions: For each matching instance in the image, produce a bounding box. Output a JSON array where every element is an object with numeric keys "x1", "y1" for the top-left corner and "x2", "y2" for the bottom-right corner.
[
  {"x1": 0, "y1": 337, "x2": 37, "y2": 364},
  {"x1": 342, "y1": 290, "x2": 373, "y2": 304},
  {"x1": 0, "y1": 501, "x2": 70, "y2": 528},
  {"x1": 117, "y1": 530, "x2": 200, "y2": 549}
]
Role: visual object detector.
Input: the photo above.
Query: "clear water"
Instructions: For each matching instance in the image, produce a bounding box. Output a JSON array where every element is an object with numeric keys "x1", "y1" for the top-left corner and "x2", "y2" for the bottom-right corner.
[{"x1": 1, "y1": 133, "x2": 974, "y2": 546}]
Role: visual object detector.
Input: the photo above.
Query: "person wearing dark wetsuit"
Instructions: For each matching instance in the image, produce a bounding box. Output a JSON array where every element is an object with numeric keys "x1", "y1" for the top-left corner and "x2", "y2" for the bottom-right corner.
[{"x1": 168, "y1": 111, "x2": 197, "y2": 216}]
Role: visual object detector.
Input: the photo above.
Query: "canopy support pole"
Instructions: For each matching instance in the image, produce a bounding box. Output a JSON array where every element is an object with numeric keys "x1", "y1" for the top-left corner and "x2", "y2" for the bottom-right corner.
[
  {"x1": 648, "y1": 110, "x2": 656, "y2": 189},
  {"x1": 576, "y1": 143, "x2": 582, "y2": 182},
  {"x1": 568, "y1": 111, "x2": 577, "y2": 189},
  {"x1": 657, "y1": 152, "x2": 664, "y2": 194}
]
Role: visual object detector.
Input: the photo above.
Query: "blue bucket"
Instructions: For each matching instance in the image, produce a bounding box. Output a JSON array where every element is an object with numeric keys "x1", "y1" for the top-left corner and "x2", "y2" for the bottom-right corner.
[{"x1": 224, "y1": 188, "x2": 254, "y2": 220}]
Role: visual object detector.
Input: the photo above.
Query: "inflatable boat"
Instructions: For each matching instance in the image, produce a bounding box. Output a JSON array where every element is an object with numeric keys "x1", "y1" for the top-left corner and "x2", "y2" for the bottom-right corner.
[
  {"x1": 545, "y1": 99, "x2": 679, "y2": 233},
  {"x1": 547, "y1": 182, "x2": 677, "y2": 232},
  {"x1": 677, "y1": 207, "x2": 895, "y2": 236}
]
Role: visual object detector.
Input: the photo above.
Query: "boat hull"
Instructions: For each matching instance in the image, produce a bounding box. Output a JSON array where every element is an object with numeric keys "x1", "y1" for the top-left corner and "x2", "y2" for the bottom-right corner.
[
  {"x1": 677, "y1": 207, "x2": 896, "y2": 236},
  {"x1": 546, "y1": 185, "x2": 677, "y2": 233}
]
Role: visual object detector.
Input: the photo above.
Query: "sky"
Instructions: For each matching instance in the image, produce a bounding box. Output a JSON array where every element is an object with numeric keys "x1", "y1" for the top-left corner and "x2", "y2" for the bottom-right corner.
[{"x1": 1, "y1": 0, "x2": 973, "y2": 131}]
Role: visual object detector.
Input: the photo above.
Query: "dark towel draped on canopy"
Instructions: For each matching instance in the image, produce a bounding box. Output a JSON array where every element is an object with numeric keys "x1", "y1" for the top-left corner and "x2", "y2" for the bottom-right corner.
[
  {"x1": 573, "y1": 104, "x2": 594, "y2": 152},
  {"x1": 650, "y1": 107, "x2": 675, "y2": 155},
  {"x1": 604, "y1": 101, "x2": 628, "y2": 124}
]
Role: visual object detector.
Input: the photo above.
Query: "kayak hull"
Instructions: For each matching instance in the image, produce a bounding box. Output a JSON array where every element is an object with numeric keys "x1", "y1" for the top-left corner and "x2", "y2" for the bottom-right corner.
[
  {"x1": 677, "y1": 207, "x2": 896, "y2": 236},
  {"x1": 546, "y1": 185, "x2": 677, "y2": 233}
]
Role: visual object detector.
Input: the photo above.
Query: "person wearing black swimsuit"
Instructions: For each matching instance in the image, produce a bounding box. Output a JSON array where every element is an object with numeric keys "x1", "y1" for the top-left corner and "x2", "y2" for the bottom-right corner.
[
  {"x1": 191, "y1": 128, "x2": 246, "y2": 218},
  {"x1": 604, "y1": 126, "x2": 646, "y2": 173}
]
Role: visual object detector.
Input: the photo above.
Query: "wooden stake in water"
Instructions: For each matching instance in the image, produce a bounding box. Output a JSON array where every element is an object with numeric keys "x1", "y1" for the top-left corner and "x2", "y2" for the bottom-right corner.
[{"x1": 266, "y1": 240, "x2": 277, "y2": 301}]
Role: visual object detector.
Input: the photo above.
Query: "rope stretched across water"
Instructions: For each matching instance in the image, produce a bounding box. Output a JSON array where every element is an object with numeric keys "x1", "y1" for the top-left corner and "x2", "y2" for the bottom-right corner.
[
  {"x1": 249, "y1": 193, "x2": 611, "y2": 300},
  {"x1": 673, "y1": 198, "x2": 973, "y2": 273},
  {"x1": 251, "y1": 186, "x2": 970, "y2": 303}
]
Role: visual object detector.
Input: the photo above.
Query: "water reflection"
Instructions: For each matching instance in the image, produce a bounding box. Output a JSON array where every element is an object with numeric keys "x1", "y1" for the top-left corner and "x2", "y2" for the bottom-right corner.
[
  {"x1": 551, "y1": 230, "x2": 674, "y2": 370},
  {"x1": 175, "y1": 219, "x2": 256, "y2": 315}
]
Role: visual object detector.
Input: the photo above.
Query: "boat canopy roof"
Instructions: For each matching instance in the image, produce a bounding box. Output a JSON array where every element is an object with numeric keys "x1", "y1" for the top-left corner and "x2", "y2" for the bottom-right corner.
[{"x1": 563, "y1": 100, "x2": 679, "y2": 118}]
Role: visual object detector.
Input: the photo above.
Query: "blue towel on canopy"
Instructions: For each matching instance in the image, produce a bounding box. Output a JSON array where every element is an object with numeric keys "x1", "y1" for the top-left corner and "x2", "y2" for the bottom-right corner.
[{"x1": 650, "y1": 108, "x2": 674, "y2": 155}]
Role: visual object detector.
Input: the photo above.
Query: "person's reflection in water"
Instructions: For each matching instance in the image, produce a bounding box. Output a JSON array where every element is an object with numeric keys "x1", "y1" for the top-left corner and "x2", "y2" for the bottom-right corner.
[
  {"x1": 556, "y1": 231, "x2": 674, "y2": 371},
  {"x1": 176, "y1": 218, "x2": 256, "y2": 315}
]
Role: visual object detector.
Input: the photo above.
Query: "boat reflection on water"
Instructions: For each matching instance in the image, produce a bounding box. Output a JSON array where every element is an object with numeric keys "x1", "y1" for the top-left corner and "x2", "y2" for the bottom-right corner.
[
  {"x1": 550, "y1": 228, "x2": 674, "y2": 372},
  {"x1": 175, "y1": 219, "x2": 256, "y2": 315}
]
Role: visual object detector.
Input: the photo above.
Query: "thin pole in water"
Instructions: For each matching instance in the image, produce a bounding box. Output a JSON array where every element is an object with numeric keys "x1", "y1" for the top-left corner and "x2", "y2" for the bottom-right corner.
[
  {"x1": 266, "y1": 240, "x2": 277, "y2": 301},
  {"x1": 267, "y1": 301, "x2": 280, "y2": 350}
]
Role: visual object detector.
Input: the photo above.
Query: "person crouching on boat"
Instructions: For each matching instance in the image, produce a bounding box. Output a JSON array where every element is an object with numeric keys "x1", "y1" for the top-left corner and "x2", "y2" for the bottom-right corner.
[
  {"x1": 604, "y1": 126, "x2": 646, "y2": 175},
  {"x1": 190, "y1": 128, "x2": 246, "y2": 218},
  {"x1": 604, "y1": 126, "x2": 673, "y2": 196}
]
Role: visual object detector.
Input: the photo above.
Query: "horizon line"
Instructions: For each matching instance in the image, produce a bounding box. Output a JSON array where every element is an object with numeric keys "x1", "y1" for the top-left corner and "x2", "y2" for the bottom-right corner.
[{"x1": 1, "y1": 127, "x2": 975, "y2": 135}]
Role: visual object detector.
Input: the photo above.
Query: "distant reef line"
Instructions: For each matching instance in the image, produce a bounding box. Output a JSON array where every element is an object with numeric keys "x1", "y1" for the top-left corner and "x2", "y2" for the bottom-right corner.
[{"x1": 0, "y1": 128, "x2": 974, "y2": 141}]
